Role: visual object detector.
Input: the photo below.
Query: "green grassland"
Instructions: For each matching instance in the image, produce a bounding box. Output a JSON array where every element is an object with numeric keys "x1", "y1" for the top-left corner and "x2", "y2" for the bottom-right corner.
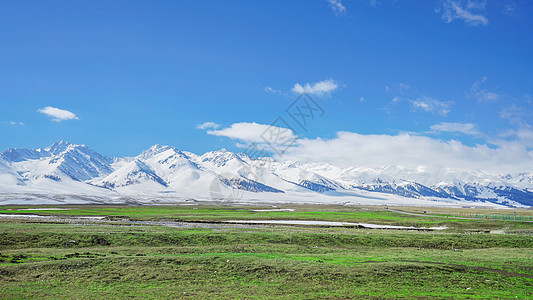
[
  {"x1": 1, "y1": 205, "x2": 532, "y2": 299},
  {"x1": 1, "y1": 204, "x2": 532, "y2": 230}
]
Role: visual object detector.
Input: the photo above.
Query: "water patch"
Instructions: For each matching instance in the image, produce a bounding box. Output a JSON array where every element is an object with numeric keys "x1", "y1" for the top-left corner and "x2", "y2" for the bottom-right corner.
[
  {"x1": 0, "y1": 214, "x2": 447, "y2": 230},
  {"x1": 251, "y1": 209, "x2": 295, "y2": 212},
  {"x1": 0, "y1": 214, "x2": 105, "y2": 220},
  {"x1": 223, "y1": 220, "x2": 447, "y2": 230},
  {"x1": 17, "y1": 208, "x2": 72, "y2": 211}
]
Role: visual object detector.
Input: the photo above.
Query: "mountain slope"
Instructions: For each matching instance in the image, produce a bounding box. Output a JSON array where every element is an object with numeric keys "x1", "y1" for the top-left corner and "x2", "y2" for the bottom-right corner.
[
  {"x1": 197, "y1": 150, "x2": 293, "y2": 193},
  {"x1": 0, "y1": 147, "x2": 49, "y2": 163},
  {"x1": 93, "y1": 160, "x2": 167, "y2": 189}
]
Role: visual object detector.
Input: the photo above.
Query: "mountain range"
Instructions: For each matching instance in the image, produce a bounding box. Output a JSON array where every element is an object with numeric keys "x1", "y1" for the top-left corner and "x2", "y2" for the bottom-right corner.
[{"x1": 0, "y1": 141, "x2": 532, "y2": 207}]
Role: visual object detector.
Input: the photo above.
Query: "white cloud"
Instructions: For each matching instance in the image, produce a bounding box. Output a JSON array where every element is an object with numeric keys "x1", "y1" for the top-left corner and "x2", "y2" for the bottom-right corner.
[
  {"x1": 430, "y1": 122, "x2": 479, "y2": 135},
  {"x1": 502, "y1": 1, "x2": 517, "y2": 16},
  {"x1": 410, "y1": 97, "x2": 452, "y2": 115},
  {"x1": 515, "y1": 126, "x2": 533, "y2": 148},
  {"x1": 369, "y1": 0, "x2": 379, "y2": 7},
  {"x1": 206, "y1": 122, "x2": 297, "y2": 145},
  {"x1": 497, "y1": 124, "x2": 533, "y2": 148},
  {"x1": 481, "y1": 92, "x2": 499, "y2": 101},
  {"x1": 437, "y1": 0, "x2": 489, "y2": 26},
  {"x1": 525, "y1": 94, "x2": 532, "y2": 104},
  {"x1": 499, "y1": 103, "x2": 533, "y2": 124},
  {"x1": 397, "y1": 83, "x2": 411, "y2": 93},
  {"x1": 469, "y1": 77, "x2": 499, "y2": 102},
  {"x1": 9, "y1": 121, "x2": 24, "y2": 126},
  {"x1": 466, "y1": 0, "x2": 487, "y2": 10},
  {"x1": 327, "y1": 0, "x2": 346, "y2": 15},
  {"x1": 263, "y1": 86, "x2": 284, "y2": 95},
  {"x1": 385, "y1": 83, "x2": 452, "y2": 116},
  {"x1": 282, "y1": 131, "x2": 533, "y2": 173},
  {"x1": 196, "y1": 121, "x2": 220, "y2": 130},
  {"x1": 385, "y1": 83, "x2": 411, "y2": 94},
  {"x1": 292, "y1": 79, "x2": 339, "y2": 96},
  {"x1": 37, "y1": 106, "x2": 79, "y2": 122},
  {"x1": 500, "y1": 104, "x2": 520, "y2": 120}
]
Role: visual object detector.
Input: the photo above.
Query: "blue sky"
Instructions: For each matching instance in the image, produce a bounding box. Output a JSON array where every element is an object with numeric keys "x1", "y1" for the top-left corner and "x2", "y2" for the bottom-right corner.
[{"x1": 1, "y1": 0, "x2": 532, "y2": 172}]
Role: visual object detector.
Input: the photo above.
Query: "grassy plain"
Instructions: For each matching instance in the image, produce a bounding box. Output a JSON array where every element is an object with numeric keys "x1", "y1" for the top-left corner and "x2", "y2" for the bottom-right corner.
[{"x1": 0, "y1": 205, "x2": 532, "y2": 299}]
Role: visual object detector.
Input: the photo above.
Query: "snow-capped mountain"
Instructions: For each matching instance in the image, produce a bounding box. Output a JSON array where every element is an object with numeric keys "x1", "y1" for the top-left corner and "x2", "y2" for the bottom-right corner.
[
  {"x1": 93, "y1": 159, "x2": 168, "y2": 189},
  {"x1": 3, "y1": 141, "x2": 114, "y2": 183},
  {"x1": 0, "y1": 141, "x2": 532, "y2": 207}
]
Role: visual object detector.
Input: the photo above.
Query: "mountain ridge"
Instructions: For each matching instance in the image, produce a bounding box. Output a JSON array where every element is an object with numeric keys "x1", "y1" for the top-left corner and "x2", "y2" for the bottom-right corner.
[{"x1": 0, "y1": 141, "x2": 532, "y2": 207}]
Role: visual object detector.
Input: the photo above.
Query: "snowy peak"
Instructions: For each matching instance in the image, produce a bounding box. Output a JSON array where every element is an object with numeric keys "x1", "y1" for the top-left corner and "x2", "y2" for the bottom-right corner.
[
  {"x1": 199, "y1": 149, "x2": 256, "y2": 173},
  {"x1": 140, "y1": 144, "x2": 185, "y2": 159},
  {"x1": 498, "y1": 173, "x2": 533, "y2": 190},
  {"x1": 129, "y1": 160, "x2": 158, "y2": 174},
  {"x1": 46, "y1": 144, "x2": 114, "y2": 181},
  {"x1": 266, "y1": 160, "x2": 342, "y2": 192},
  {"x1": 2, "y1": 142, "x2": 114, "y2": 182},
  {"x1": 45, "y1": 140, "x2": 73, "y2": 155},
  {"x1": 93, "y1": 159, "x2": 167, "y2": 189},
  {"x1": 200, "y1": 148, "x2": 246, "y2": 167},
  {"x1": 139, "y1": 144, "x2": 199, "y2": 172}
]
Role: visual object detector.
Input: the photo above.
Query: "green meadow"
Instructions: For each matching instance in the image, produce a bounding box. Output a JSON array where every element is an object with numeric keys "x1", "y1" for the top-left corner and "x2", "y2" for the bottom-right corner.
[{"x1": 1, "y1": 205, "x2": 532, "y2": 299}]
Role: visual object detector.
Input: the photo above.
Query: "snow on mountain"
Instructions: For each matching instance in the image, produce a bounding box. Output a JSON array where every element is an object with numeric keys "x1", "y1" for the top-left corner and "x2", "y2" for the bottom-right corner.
[
  {"x1": 137, "y1": 144, "x2": 214, "y2": 191},
  {"x1": 130, "y1": 145, "x2": 232, "y2": 197},
  {"x1": 1, "y1": 141, "x2": 113, "y2": 183},
  {"x1": 0, "y1": 141, "x2": 532, "y2": 207},
  {"x1": 93, "y1": 159, "x2": 167, "y2": 189},
  {"x1": 197, "y1": 150, "x2": 288, "y2": 193},
  {"x1": 0, "y1": 157, "x2": 23, "y2": 187},
  {"x1": 499, "y1": 173, "x2": 533, "y2": 191},
  {"x1": 0, "y1": 144, "x2": 118, "y2": 202},
  {"x1": 294, "y1": 163, "x2": 533, "y2": 207},
  {"x1": 0, "y1": 147, "x2": 49, "y2": 162},
  {"x1": 48, "y1": 143, "x2": 114, "y2": 181},
  {"x1": 45, "y1": 141, "x2": 73, "y2": 155},
  {"x1": 255, "y1": 159, "x2": 341, "y2": 192},
  {"x1": 199, "y1": 148, "x2": 245, "y2": 168}
]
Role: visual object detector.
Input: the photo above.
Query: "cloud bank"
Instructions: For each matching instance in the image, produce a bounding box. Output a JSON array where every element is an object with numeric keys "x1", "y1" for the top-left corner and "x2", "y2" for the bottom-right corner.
[
  {"x1": 282, "y1": 131, "x2": 533, "y2": 174},
  {"x1": 204, "y1": 122, "x2": 533, "y2": 174}
]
